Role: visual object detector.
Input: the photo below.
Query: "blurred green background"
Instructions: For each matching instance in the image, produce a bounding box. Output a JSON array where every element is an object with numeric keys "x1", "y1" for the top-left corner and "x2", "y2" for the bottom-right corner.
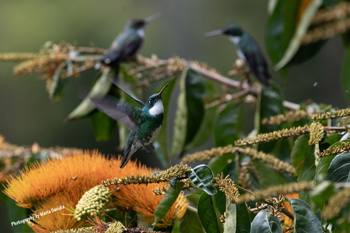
[{"x1": 0, "y1": 1, "x2": 347, "y2": 232}]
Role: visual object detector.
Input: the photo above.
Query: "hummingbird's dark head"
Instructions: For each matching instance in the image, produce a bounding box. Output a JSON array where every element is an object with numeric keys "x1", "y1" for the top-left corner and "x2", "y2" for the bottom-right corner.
[
  {"x1": 222, "y1": 24, "x2": 243, "y2": 37},
  {"x1": 128, "y1": 18, "x2": 147, "y2": 30},
  {"x1": 145, "y1": 83, "x2": 168, "y2": 116}
]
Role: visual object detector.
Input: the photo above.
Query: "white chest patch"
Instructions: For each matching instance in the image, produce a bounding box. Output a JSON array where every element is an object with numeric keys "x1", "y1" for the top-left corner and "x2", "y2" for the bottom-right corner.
[
  {"x1": 149, "y1": 100, "x2": 164, "y2": 116},
  {"x1": 236, "y1": 49, "x2": 246, "y2": 61},
  {"x1": 228, "y1": 36, "x2": 240, "y2": 45},
  {"x1": 145, "y1": 125, "x2": 162, "y2": 145},
  {"x1": 137, "y1": 29, "x2": 145, "y2": 38}
]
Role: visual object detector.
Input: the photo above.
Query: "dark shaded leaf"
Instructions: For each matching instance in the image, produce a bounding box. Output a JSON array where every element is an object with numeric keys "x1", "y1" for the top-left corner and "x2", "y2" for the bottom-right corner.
[
  {"x1": 186, "y1": 190, "x2": 204, "y2": 207},
  {"x1": 179, "y1": 206, "x2": 205, "y2": 233},
  {"x1": 252, "y1": 161, "x2": 287, "y2": 189},
  {"x1": 250, "y1": 209, "x2": 282, "y2": 233},
  {"x1": 198, "y1": 193, "x2": 223, "y2": 233},
  {"x1": 285, "y1": 197, "x2": 323, "y2": 233},
  {"x1": 236, "y1": 203, "x2": 251, "y2": 233},
  {"x1": 153, "y1": 182, "x2": 184, "y2": 225},
  {"x1": 291, "y1": 135, "x2": 315, "y2": 181},
  {"x1": 342, "y1": 46, "x2": 350, "y2": 104},
  {"x1": 214, "y1": 102, "x2": 243, "y2": 147},
  {"x1": 189, "y1": 164, "x2": 217, "y2": 196},
  {"x1": 208, "y1": 154, "x2": 237, "y2": 179},
  {"x1": 90, "y1": 110, "x2": 116, "y2": 141},
  {"x1": 325, "y1": 152, "x2": 350, "y2": 183}
]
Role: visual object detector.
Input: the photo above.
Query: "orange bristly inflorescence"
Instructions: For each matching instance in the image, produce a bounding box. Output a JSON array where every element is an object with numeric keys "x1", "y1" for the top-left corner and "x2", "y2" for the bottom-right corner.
[{"x1": 4, "y1": 151, "x2": 187, "y2": 232}]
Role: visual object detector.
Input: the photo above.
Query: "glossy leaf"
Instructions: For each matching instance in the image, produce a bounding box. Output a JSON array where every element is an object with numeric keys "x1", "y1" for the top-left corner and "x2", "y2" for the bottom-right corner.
[
  {"x1": 49, "y1": 61, "x2": 68, "y2": 102},
  {"x1": 250, "y1": 209, "x2": 282, "y2": 233},
  {"x1": 157, "y1": 78, "x2": 177, "y2": 156},
  {"x1": 325, "y1": 152, "x2": 350, "y2": 183},
  {"x1": 291, "y1": 135, "x2": 315, "y2": 181},
  {"x1": 189, "y1": 164, "x2": 217, "y2": 196},
  {"x1": 90, "y1": 110, "x2": 116, "y2": 142},
  {"x1": 178, "y1": 206, "x2": 205, "y2": 233},
  {"x1": 214, "y1": 102, "x2": 243, "y2": 147},
  {"x1": 197, "y1": 193, "x2": 223, "y2": 233},
  {"x1": 275, "y1": 0, "x2": 323, "y2": 70},
  {"x1": 285, "y1": 197, "x2": 323, "y2": 233},
  {"x1": 67, "y1": 67, "x2": 113, "y2": 120},
  {"x1": 153, "y1": 181, "x2": 185, "y2": 225}
]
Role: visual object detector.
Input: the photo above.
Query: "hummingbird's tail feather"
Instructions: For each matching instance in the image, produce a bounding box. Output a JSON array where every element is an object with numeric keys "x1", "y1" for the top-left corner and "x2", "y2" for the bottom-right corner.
[{"x1": 119, "y1": 145, "x2": 136, "y2": 169}]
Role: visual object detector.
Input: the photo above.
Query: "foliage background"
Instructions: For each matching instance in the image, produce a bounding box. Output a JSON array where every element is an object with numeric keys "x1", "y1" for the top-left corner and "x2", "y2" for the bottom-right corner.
[{"x1": 0, "y1": 1, "x2": 348, "y2": 232}]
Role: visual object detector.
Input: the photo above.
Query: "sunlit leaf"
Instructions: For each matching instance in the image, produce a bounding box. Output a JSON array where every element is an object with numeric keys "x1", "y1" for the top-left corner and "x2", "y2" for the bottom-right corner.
[
  {"x1": 197, "y1": 193, "x2": 223, "y2": 233},
  {"x1": 250, "y1": 209, "x2": 282, "y2": 233},
  {"x1": 189, "y1": 164, "x2": 217, "y2": 196},
  {"x1": 224, "y1": 198, "x2": 236, "y2": 233}
]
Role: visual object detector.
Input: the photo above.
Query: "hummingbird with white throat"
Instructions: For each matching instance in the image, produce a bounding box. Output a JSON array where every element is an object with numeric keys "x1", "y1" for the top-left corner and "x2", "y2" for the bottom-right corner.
[
  {"x1": 205, "y1": 24, "x2": 271, "y2": 87},
  {"x1": 90, "y1": 83, "x2": 168, "y2": 169},
  {"x1": 97, "y1": 13, "x2": 162, "y2": 69}
]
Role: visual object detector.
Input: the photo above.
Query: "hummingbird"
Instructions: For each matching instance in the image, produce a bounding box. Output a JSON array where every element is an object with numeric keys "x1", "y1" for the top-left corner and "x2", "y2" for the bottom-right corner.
[
  {"x1": 90, "y1": 83, "x2": 168, "y2": 169},
  {"x1": 97, "y1": 13, "x2": 162, "y2": 69},
  {"x1": 205, "y1": 24, "x2": 271, "y2": 87}
]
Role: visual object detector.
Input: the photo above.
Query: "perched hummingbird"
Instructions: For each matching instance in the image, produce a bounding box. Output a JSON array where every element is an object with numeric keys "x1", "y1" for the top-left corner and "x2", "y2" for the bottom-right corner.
[
  {"x1": 90, "y1": 83, "x2": 168, "y2": 169},
  {"x1": 205, "y1": 24, "x2": 271, "y2": 87},
  {"x1": 98, "y1": 13, "x2": 162, "y2": 69}
]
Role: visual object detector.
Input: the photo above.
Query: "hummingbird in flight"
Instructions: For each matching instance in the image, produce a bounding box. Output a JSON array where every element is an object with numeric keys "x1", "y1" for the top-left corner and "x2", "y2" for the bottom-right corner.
[
  {"x1": 90, "y1": 83, "x2": 168, "y2": 169},
  {"x1": 97, "y1": 13, "x2": 162, "y2": 69},
  {"x1": 205, "y1": 24, "x2": 271, "y2": 87}
]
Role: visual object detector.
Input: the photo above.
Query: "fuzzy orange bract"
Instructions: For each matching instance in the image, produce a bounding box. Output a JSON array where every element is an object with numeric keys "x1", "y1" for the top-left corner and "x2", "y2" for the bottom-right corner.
[{"x1": 3, "y1": 151, "x2": 188, "y2": 232}]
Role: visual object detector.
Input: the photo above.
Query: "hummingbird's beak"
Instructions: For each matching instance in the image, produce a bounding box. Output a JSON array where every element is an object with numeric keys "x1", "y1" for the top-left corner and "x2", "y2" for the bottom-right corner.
[
  {"x1": 145, "y1": 12, "x2": 163, "y2": 24},
  {"x1": 204, "y1": 30, "x2": 223, "y2": 37},
  {"x1": 157, "y1": 83, "x2": 168, "y2": 97}
]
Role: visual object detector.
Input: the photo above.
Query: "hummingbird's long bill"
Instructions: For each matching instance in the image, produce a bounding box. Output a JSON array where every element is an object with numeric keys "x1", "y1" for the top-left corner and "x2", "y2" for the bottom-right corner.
[
  {"x1": 157, "y1": 83, "x2": 169, "y2": 97},
  {"x1": 204, "y1": 30, "x2": 223, "y2": 37},
  {"x1": 145, "y1": 12, "x2": 163, "y2": 24}
]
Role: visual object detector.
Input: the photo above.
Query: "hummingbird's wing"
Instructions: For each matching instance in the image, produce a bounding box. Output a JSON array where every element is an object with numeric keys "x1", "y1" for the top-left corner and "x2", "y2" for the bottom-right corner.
[
  {"x1": 101, "y1": 32, "x2": 143, "y2": 66},
  {"x1": 239, "y1": 34, "x2": 271, "y2": 87},
  {"x1": 90, "y1": 95, "x2": 143, "y2": 131},
  {"x1": 112, "y1": 79, "x2": 145, "y2": 107}
]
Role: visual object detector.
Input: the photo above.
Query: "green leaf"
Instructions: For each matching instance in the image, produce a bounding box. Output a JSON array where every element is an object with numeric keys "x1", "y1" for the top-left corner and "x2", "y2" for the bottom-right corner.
[
  {"x1": 170, "y1": 68, "x2": 206, "y2": 157},
  {"x1": 285, "y1": 197, "x2": 323, "y2": 233},
  {"x1": 291, "y1": 135, "x2": 315, "y2": 181},
  {"x1": 342, "y1": 46, "x2": 350, "y2": 104},
  {"x1": 208, "y1": 154, "x2": 236, "y2": 178},
  {"x1": 224, "y1": 198, "x2": 236, "y2": 233},
  {"x1": 67, "y1": 67, "x2": 113, "y2": 120},
  {"x1": 250, "y1": 209, "x2": 282, "y2": 233},
  {"x1": 236, "y1": 203, "x2": 251, "y2": 233},
  {"x1": 310, "y1": 181, "x2": 337, "y2": 210},
  {"x1": 153, "y1": 181, "x2": 185, "y2": 225},
  {"x1": 197, "y1": 192, "x2": 223, "y2": 233},
  {"x1": 179, "y1": 206, "x2": 205, "y2": 233},
  {"x1": 253, "y1": 82, "x2": 287, "y2": 188},
  {"x1": 274, "y1": 0, "x2": 323, "y2": 70},
  {"x1": 153, "y1": 140, "x2": 169, "y2": 169},
  {"x1": 325, "y1": 152, "x2": 350, "y2": 183},
  {"x1": 189, "y1": 164, "x2": 217, "y2": 196},
  {"x1": 186, "y1": 190, "x2": 204, "y2": 207},
  {"x1": 214, "y1": 102, "x2": 243, "y2": 147},
  {"x1": 49, "y1": 61, "x2": 68, "y2": 102},
  {"x1": 157, "y1": 78, "x2": 177, "y2": 157},
  {"x1": 184, "y1": 69, "x2": 206, "y2": 145},
  {"x1": 90, "y1": 110, "x2": 116, "y2": 142},
  {"x1": 255, "y1": 82, "x2": 285, "y2": 155}
]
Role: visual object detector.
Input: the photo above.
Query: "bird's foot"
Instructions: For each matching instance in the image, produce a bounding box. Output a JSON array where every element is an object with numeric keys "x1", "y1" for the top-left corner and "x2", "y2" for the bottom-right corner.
[
  {"x1": 149, "y1": 143, "x2": 155, "y2": 150},
  {"x1": 140, "y1": 143, "x2": 151, "y2": 154}
]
